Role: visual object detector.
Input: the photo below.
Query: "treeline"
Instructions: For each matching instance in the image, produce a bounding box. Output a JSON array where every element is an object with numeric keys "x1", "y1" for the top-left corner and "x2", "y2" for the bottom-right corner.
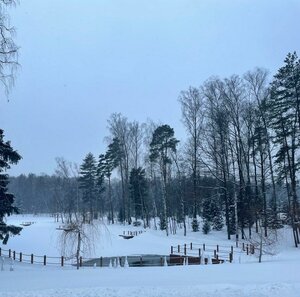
[{"x1": 9, "y1": 52, "x2": 300, "y2": 246}]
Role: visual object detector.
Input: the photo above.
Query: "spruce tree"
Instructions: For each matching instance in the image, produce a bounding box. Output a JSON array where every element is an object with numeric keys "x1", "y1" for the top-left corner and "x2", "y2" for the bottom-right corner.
[
  {"x1": 79, "y1": 153, "x2": 97, "y2": 222},
  {"x1": 268, "y1": 52, "x2": 300, "y2": 246},
  {"x1": 202, "y1": 219, "x2": 211, "y2": 234},
  {"x1": 129, "y1": 167, "x2": 148, "y2": 223},
  {"x1": 0, "y1": 129, "x2": 22, "y2": 244}
]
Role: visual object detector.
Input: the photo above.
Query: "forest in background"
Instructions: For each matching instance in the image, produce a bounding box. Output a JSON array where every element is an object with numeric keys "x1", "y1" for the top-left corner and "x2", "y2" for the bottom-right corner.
[{"x1": 8, "y1": 52, "x2": 300, "y2": 248}]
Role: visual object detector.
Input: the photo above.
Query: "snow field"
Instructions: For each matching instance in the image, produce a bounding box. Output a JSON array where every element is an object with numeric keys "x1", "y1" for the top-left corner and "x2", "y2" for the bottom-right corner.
[{"x1": 0, "y1": 214, "x2": 299, "y2": 297}]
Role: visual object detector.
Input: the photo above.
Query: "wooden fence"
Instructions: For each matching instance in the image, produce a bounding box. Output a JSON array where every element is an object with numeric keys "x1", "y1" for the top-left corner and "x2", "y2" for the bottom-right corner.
[
  {"x1": 0, "y1": 241, "x2": 255, "y2": 268},
  {"x1": 170, "y1": 242, "x2": 255, "y2": 264}
]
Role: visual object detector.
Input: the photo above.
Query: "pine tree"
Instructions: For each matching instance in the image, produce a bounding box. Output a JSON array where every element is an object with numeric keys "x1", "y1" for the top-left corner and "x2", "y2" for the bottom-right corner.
[
  {"x1": 149, "y1": 124, "x2": 179, "y2": 235},
  {"x1": 79, "y1": 153, "x2": 97, "y2": 222},
  {"x1": 0, "y1": 129, "x2": 22, "y2": 244},
  {"x1": 97, "y1": 138, "x2": 121, "y2": 224}
]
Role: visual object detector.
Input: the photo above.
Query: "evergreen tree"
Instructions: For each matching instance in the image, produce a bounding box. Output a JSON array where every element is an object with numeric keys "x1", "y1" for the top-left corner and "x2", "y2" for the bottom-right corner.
[
  {"x1": 268, "y1": 52, "x2": 300, "y2": 246},
  {"x1": 79, "y1": 153, "x2": 97, "y2": 221},
  {"x1": 0, "y1": 129, "x2": 22, "y2": 244},
  {"x1": 149, "y1": 124, "x2": 179, "y2": 235},
  {"x1": 129, "y1": 167, "x2": 148, "y2": 224},
  {"x1": 97, "y1": 138, "x2": 121, "y2": 224},
  {"x1": 202, "y1": 219, "x2": 211, "y2": 234}
]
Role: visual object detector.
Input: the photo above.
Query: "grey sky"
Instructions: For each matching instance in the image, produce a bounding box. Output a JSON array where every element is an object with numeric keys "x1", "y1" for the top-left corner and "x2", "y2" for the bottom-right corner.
[{"x1": 1, "y1": 0, "x2": 299, "y2": 176}]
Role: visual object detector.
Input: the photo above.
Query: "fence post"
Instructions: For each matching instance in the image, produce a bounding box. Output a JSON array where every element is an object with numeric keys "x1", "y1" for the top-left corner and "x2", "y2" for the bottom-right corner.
[
  {"x1": 178, "y1": 245, "x2": 180, "y2": 253},
  {"x1": 9, "y1": 249, "x2": 11, "y2": 258},
  {"x1": 31, "y1": 254, "x2": 34, "y2": 264},
  {"x1": 204, "y1": 258, "x2": 208, "y2": 265},
  {"x1": 229, "y1": 252, "x2": 233, "y2": 263},
  {"x1": 43, "y1": 255, "x2": 46, "y2": 266},
  {"x1": 231, "y1": 246, "x2": 233, "y2": 254},
  {"x1": 0, "y1": 247, "x2": 1, "y2": 256},
  {"x1": 214, "y1": 250, "x2": 217, "y2": 258},
  {"x1": 100, "y1": 257, "x2": 103, "y2": 267},
  {"x1": 79, "y1": 256, "x2": 82, "y2": 267},
  {"x1": 20, "y1": 252, "x2": 22, "y2": 262},
  {"x1": 61, "y1": 256, "x2": 64, "y2": 267},
  {"x1": 140, "y1": 256, "x2": 143, "y2": 266},
  {"x1": 246, "y1": 244, "x2": 249, "y2": 255},
  {"x1": 203, "y1": 244, "x2": 205, "y2": 251},
  {"x1": 242, "y1": 243, "x2": 245, "y2": 251},
  {"x1": 184, "y1": 244, "x2": 186, "y2": 255},
  {"x1": 160, "y1": 256, "x2": 163, "y2": 266},
  {"x1": 171, "y1": 246, "x2": 173, "y2": 254},
  {"x1": 13, "y1": 251, "x2": 16, "y2": 260},
  {"x1": 190, "y1": 242, "x2": 193, "y2": 250},
  {"x1": 217, "y1": 245, "x2": 219, "y2": 252}
]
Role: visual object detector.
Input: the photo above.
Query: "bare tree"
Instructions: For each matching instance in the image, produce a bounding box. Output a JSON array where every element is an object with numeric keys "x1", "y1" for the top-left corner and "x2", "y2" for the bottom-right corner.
[
  {"x1": 59, "y1": 218, "x2": 100, "y2": 269},
  {"x1": 179, "y1": 87, "x2": 205, "y2": 231},
  {"x1": 54, "y1": 157, "x2": 79, "y2": 223},
  {"x1": 0, "y1": 0, "x2": 19, "y2": 96}
]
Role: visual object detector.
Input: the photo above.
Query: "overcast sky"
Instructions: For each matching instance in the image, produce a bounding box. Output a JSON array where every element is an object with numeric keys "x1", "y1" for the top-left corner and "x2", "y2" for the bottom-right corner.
[{"x1": 1, "y1": 0, "x2": 300, "y2": 176}]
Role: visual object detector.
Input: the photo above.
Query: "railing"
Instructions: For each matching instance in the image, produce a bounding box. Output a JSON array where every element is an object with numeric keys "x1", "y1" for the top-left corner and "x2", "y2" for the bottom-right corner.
[
  {"x1": 0, "y1": 241, "x2": 255, "y2": 269},
  {"x1": 0, "y1": 247, "x2": 75, "y2": 267},
  {"x1": 170, "y1": 242, "x2": 255, "y2": 264}
]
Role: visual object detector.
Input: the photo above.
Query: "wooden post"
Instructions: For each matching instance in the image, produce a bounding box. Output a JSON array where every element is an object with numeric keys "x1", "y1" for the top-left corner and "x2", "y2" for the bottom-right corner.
[
  {"x1": 61, "y1": 256, "x2": 64, "y2": 267},
  {"x1": 198, "y1": 248, "x2": 201, "y2": 264},
  {"x1": 217, "y1": 245, "x2": 219, "y2": 252},
  {"x1": 31, "y1": 254, "x2": 34, "y2": 264},
  {"x1": 160, "y1": 256, "x2": 163, "y2": 266},
  {"x1": 242, "y1": 242, "x2": 245, "y2": 251},
  {"x1": 79, "y1": 256, "x2": 82, "y2": 267},
  {"x1": 231, "y1": 246, "x2": 233, "y2": 254},
  {"x1": 190, "y1": 242, "x2": 193, "y2": 250},
  {"x1": 9, "y1": 249, "x2": 11, "y2": 258},
  {"x1": 229, "y1": 252, "x2": 233, "y2": 263},
  {"x1": 0, "y1": 247, "x2": 1, "y2": 256},
  {"x1": 178, "y1": 245, "x2": 180, "y2": 253},
  {"x1": 204, "y1": 258, "x2": 208, "y2": 265},
  {"x1": 246, "y1": 244, "x2": 249, "y2": 255},
  {"x1": 203, "y1": 244, "x2": 205, "y2": 251},
  {"x1": 184, "y1": 244, "x2": 186, "y2": 255},
  {"x1": 43, "y1": 255, "x2": 46, "y2": 266},
  {"x1": 214, "y1": 250, "x2": 217, "y2": 258},
  {"x1": 20, "y1": 252, "x2": 22, "y2": 262},
  {"x1": 100, "y1": 257, "x2": 103, "y2": 267},
  {"x1": 171, "y1": 246, "x2": 173, "y2": 254},
  {"x1": 13, "y1": 251, "x2": 15, "y2": 260}
]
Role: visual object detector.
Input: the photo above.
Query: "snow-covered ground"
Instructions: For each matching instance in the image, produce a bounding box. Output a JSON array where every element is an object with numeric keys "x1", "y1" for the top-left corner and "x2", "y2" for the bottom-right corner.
[{"x1": 0, "y1": 214, "x2": 299, "y2": 297}]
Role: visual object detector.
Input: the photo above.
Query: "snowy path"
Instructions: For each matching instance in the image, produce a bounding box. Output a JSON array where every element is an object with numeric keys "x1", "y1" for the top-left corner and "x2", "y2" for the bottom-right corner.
[{"x1": 0, "y1": 259, "x2": 299, "y2": 297}]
